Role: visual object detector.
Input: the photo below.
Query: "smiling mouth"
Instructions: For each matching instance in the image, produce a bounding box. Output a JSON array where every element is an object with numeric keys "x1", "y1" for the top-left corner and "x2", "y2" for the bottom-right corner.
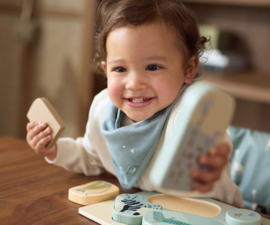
[{"x1": 128, "y1": 98, "x2": 152, "y2": 103}]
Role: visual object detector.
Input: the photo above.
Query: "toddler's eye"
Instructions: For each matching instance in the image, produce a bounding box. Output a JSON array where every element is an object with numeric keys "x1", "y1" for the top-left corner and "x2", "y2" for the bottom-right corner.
[
  {"x1": 113, "y1": 67, "x2": 126, "y2": 72},
  {"x1": 147, "y1": 65, "x2": 161, "y2": 71}
]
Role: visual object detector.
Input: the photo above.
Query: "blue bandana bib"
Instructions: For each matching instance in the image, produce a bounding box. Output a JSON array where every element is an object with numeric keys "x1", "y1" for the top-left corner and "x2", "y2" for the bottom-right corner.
[{"x1": 101, "y1": 84, "x2": 189, "y2": 189}]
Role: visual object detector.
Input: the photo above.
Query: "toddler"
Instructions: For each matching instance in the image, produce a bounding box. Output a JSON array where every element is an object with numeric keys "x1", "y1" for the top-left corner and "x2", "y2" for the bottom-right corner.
[{"x1": 26, "y1": 0, "x2": 243, "y2": 206}]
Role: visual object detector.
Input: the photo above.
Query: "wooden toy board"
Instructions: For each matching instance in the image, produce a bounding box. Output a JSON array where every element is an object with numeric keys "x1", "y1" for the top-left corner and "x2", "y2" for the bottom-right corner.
[{"x1": 78, "y1": 191, "x2": 270, "y2": 225}]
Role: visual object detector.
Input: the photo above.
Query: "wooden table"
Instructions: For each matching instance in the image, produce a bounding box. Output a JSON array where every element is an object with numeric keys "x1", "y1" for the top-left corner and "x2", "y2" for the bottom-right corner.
[
  {"x1": 0, "y1": 137, "x2": 140, "y2": 225},
  {"x1": 1, "y1": 137, "x2": 270, "y2": 224}
]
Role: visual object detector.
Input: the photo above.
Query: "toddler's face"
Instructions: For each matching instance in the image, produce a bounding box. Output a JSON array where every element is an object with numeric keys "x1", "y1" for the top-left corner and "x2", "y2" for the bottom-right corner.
[{"x1": 102, "y1": 22, "x2": 196, "y2": 122}]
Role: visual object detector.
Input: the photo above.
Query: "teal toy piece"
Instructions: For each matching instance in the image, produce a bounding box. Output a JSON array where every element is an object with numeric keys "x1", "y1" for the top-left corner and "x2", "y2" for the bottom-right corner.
[
  {"x1": 225, "y1": 209, "x2": 261, "y2": 225},
  {"x1": 143, "y1": 209, "x2": 223, "y2": 225},
  {"x1": 150, "y1": 82, "x2": 235, "y2": 191},
  {"x1": 113, "y1": 193, "x2": 162, "y2": 225}
]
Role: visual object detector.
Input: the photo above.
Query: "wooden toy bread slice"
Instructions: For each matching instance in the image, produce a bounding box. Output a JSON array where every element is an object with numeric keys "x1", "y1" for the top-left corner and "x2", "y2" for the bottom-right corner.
[
  {"x1": 27, "y1": 97, "x2": 66, "y2": 149},
  {"x1": 68, "y1": 181, "x2": 119, "y2": 205}
]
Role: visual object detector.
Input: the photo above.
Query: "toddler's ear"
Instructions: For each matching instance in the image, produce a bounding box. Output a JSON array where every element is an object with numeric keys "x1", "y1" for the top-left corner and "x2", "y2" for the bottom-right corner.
[
  {"x1": 184, "y1": 56, "x2": 199, "y2": 84},
  {"x1": 101, "y1": 61, "x2": 107, "y2": 75}
]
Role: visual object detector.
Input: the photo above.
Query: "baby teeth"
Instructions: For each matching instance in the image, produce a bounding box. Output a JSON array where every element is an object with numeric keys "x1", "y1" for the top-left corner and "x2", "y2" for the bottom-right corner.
[
  {"x1": 131, "y1": 98, "x2": 144, "y2": 103},
  {"x1": 129, "y1": 98, "x2": 151, "y2": 103}
]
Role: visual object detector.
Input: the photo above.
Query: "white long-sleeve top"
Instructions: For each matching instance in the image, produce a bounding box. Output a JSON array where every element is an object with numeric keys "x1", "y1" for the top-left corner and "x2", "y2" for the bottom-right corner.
[{"x1": 46, "y1": 88, "x2": 243, "y2": 206}]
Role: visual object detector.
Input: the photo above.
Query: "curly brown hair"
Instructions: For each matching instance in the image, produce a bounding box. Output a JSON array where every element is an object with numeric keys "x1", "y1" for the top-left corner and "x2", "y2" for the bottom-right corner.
[{"x1": 94, "y1": 0, "x2": 208, "y2": 78}]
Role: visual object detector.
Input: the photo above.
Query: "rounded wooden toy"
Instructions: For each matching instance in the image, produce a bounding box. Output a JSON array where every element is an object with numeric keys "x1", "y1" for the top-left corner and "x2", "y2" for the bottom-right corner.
[{"x1": 68, "y1": 180, "x2": 119, "y2": 205}]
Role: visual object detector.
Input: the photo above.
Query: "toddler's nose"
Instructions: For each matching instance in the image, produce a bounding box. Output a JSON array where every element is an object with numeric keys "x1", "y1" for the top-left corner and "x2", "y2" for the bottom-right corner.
[{"x1": 125, "y1": 73, "x2": 147, "y2": 90}]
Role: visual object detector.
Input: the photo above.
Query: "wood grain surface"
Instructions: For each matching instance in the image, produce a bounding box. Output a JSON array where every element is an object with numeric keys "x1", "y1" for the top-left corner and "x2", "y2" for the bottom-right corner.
[{"x1": 0, "y1": 137, "x2": 140, "y2": 225}]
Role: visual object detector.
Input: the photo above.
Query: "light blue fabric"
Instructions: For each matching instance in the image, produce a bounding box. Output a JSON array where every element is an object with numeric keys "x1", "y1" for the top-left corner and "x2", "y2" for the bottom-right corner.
[
  {"x1": 229, "y1": 126, "x2": 270, "y2": 213},
  {"x1": 101, "y1": 84, "x2": 189, "y2": 189}
]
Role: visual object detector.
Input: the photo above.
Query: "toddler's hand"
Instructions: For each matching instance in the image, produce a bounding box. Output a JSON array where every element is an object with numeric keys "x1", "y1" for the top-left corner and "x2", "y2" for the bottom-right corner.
[
  {"x1": 26, "y1": 122, "x2": 57, "y2": 160},
  {"x1": 191, "y1": 143, "x2": 230, "y2": 193}
]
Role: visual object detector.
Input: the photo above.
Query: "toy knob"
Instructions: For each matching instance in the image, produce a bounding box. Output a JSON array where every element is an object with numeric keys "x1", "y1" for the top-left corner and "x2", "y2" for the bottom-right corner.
[{"x1": 225, "y1": 209, "x2": 261, "y2": 225}]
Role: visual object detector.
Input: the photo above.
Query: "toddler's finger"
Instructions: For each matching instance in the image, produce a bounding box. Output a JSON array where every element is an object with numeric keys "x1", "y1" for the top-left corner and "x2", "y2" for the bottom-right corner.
[
  {"x1": 192, "y1": 180, "x2": 213, "y2": 193},
  {"x1": 27, "y1": 122, "x2": 47, "y2": 142},
  {"x1": 35, "y1": 135, "x2": 52, "y2": 154},
  {"x1": 191, "y1": 168, "x2": 221, "y2": 183},
  {"x1": 26, "y1": 122, "x2": 38, "y2": 132},
  {"x1": 209, "y1": 143, "x2": 230, "y2": 156},
  {"x1": 199, "y1": 155, "x2": 228, "y2": 170},
  {"x1": 32, "y1": 126, "x2": 52, "y2": 147}
]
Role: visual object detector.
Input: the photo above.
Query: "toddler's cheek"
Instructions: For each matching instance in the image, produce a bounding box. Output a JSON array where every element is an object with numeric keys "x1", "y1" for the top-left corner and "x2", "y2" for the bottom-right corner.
[{"x1": 108, "y1": 84, "x2": 122, "y2": 103}]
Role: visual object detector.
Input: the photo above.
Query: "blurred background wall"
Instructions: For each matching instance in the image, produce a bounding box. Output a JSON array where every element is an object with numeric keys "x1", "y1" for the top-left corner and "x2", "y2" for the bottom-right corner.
[
  {"x1": 0, "y1": 0, "x2": 270, "y2": 140},
  {"x1": 0, "y1": 0, "x2": 99, "y2": 139}
]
